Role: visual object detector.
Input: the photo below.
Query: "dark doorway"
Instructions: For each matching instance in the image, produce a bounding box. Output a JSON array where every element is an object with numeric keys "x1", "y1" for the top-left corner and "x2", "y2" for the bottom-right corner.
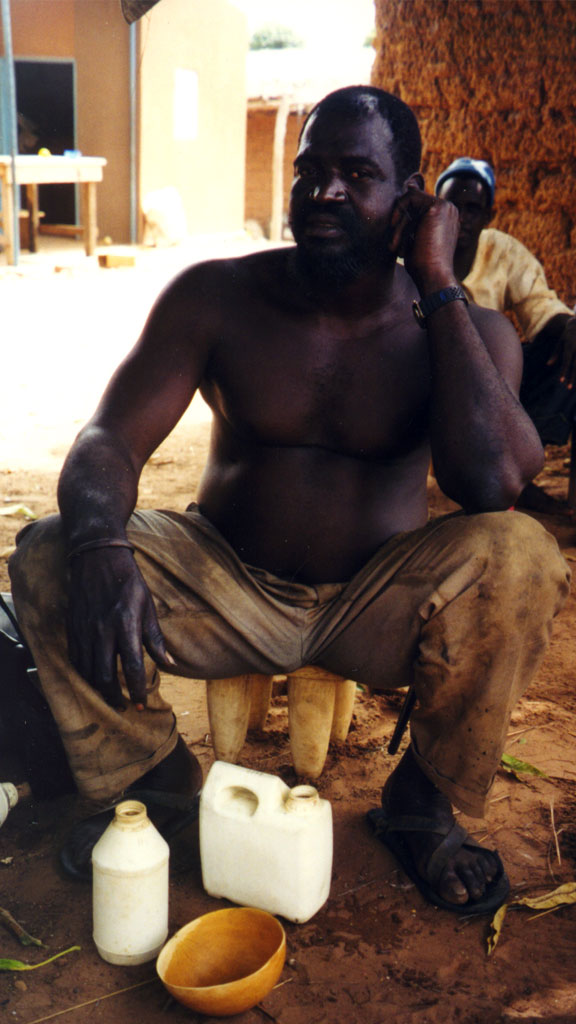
[{"x1": 15, "y1": 60, "x2": 76, "y2": 225}]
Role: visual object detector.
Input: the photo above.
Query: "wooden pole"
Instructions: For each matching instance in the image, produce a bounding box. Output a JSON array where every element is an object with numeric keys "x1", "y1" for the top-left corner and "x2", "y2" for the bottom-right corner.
[
  {"x1": 270, "y1": 94, "x2": 290, "y2": 241},
  {"x1": 0, "y1": 0, "x2": 20, "y2": 265}
]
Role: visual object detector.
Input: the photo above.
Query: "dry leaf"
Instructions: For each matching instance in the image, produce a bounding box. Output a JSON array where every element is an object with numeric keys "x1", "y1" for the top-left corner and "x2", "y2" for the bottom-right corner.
[
  {"x1": 501, "y1": 753, "x2": 548, "y2": 779},
  {"x1": 0, "y1": 504, "x2": 37, "y2": 521},
  {"x1": 487, "y1": 903, "x2": 507, "y2": 955},
  {"x1": 0, "y1": 906, "x2": 43, "y2": 947},
  {"x1": 487, "y1": 882, "x2": 576, "y2": 955},
  {"x1": 0, "y1": 946, "x2": 80, "y2": 970},
  {"x1": 512, "y1": 881, "x2": 576, "y2": 911}
]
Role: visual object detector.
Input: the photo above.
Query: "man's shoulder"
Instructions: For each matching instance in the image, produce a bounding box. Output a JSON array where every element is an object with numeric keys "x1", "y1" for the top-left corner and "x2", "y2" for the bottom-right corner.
[
  {"x1": 480, "y1": 227, "x2": 509, "y2": 244},
  {"x1": 479, "y1": 227, "x2": 537, "y2": 263},
  {"x1": 157, "y1": 246, "x2": 294, "y2": 318},
  {"x1": 178, "y1": 245, "x2": 293, "y2": 285}
]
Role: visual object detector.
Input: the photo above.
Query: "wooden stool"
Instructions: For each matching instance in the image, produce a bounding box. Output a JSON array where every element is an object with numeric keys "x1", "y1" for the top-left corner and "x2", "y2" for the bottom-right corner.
[{"x1": 205, "y1": 667, "x2": 357, "y2": 778}]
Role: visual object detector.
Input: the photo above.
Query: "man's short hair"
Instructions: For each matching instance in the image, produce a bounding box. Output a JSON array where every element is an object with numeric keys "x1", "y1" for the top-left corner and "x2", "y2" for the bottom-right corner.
[
  {"x1": 301, "y1": 86, "x2": 422, "y2": 186},
  {"x1": 435, "y1": 157, "x2": 496, "y2": 206}
]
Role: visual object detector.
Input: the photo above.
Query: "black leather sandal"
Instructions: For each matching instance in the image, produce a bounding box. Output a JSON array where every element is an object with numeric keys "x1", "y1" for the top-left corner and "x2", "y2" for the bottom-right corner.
[{"x1": 367, "y1": 805, "x2": 510, "y2": 916}]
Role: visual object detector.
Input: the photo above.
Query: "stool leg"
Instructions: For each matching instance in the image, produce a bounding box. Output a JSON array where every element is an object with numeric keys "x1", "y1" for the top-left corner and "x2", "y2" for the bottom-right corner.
[
  {"x1": 330, "y1": 679, "x2": 357, "y2": 741},
  {"x1": 247, "y1": 674, "x2": 274, "y2": 730},
  {"x1": 287, "y1": 667, "x2": 338, "y2": 778},
  {"x1": 206, "y1": 676, "x2": 251, "y2": 762}
]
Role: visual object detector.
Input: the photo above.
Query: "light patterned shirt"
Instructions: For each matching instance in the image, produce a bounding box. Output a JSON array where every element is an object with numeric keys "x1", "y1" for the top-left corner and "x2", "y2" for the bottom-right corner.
[{"x1": 462, "y1": 228, "x2": 572, "y2": 342}]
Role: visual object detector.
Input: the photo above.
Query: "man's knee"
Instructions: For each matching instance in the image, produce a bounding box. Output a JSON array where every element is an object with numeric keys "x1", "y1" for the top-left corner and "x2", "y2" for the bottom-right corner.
[
  {"x1": 9, "y1": 514, "x2": 67, "y2": 614},
  {"x1": 464, "y1": 511, "x2": 570, "y2": 613}
]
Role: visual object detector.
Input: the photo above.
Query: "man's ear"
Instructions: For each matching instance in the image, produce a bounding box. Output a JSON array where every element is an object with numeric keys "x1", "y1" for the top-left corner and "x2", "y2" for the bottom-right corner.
[{"x1": 402, "y1": 172, "x2": 425, "y2": 192}]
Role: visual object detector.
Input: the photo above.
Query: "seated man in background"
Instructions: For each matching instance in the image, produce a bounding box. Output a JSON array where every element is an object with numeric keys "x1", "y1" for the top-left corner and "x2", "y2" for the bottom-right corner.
[
  {"x1": 435, "y1": 157, "x2": 576, "y2": 510},
  {"x1": 9, "y1": 87, "x2": 570, "y2": 916}
]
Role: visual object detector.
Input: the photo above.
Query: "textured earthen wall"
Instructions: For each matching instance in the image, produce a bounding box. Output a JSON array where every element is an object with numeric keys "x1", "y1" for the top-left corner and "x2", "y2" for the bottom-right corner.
[{"x1": 372, "y1": 0, "x2": 576, "y2": 305}]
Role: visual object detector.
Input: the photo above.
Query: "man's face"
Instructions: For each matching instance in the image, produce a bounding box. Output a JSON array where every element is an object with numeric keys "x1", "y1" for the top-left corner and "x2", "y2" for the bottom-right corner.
[
  {"x1": 436, "y1": 176, "x2": 492, "y2": 251},
  {"x1": 289, "y1": 110, "x2": 403, "y2": 283}
]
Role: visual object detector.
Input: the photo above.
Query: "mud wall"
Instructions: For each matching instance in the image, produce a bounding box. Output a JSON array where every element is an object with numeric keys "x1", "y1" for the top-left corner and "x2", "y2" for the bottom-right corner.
[
  {"x1": 372, "y1": 0, "x2": 576, "y2": 306},
  {"x1": 139, "y1": 0, "x2": 247, "y2": 238},
  {"x1": 2, "y1": 0, "x2": 246, "y2": 243},
  {"x1": 245, "y1": 108, "x2": 307, "y2": 235}
]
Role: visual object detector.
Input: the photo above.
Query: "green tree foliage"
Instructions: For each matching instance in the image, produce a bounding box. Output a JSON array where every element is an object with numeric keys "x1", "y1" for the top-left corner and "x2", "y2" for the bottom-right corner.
[{"x1": 249, "y1": 23, "x2": 304, "y2": 50}]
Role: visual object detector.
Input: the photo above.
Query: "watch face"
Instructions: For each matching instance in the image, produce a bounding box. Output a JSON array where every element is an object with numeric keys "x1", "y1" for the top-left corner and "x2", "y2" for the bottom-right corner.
[
  {"x1": 412, "y1": 287, "x2": 468, "y2": 329},
  {"x1": 412, "y1": 300, "x2": 426, "y2": 326}
]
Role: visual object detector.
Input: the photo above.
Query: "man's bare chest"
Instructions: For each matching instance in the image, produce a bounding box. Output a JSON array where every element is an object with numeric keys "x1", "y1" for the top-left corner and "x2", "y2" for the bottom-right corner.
[{"x1": 202, "y1": 311, "x2": 431, "y2": 459}]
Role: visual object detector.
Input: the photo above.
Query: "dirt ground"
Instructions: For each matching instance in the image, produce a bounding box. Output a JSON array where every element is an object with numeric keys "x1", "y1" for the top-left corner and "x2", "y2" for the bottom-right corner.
[{"x1": 1, "y1": 239, "x2": 576, "y2": 1024}]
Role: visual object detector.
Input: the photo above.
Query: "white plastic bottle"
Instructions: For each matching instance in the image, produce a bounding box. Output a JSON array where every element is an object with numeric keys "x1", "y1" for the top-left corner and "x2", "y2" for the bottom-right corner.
[
  {"x1": 0, "y1": 782, "x2": 18, "y2": 828},
  {"x1": 92, "y1": 800, "x2": 169, "y2": 965},
  {"x1": 200, "y1": 762, "x2": 333, "y2": 923}
]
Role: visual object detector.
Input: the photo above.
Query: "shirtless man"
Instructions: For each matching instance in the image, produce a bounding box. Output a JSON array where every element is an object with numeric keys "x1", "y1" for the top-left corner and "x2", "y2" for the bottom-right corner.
[{"x1": 9, "y1": 87, "x2": 569, "y2": 914}]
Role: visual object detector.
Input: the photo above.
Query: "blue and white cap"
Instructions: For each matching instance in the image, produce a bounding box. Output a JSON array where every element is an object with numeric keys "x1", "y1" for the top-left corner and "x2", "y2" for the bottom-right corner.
[{"x1": 435, "y1": 157, "x2": 496, "y2": 205}]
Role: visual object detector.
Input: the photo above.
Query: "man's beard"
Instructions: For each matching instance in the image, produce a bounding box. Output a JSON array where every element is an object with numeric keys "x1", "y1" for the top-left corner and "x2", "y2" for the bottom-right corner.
[
  {"x1": 295, "y1": 242, "x2": 379, "y2": 287},
  {"x1": 291, "y1": 204, "x2": 391, "y2": 288}
]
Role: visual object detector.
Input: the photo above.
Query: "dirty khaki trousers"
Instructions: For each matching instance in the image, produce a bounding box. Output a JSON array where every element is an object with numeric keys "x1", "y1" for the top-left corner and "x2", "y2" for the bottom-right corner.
[{"x1": 9, "y1": 506, "x2": 570, "y2": 817}]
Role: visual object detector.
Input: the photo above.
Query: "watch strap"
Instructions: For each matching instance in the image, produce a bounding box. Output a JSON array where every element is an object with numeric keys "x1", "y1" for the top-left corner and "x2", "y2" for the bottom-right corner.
[{"x1": 413, "y1": 285, "x2": 469, "y2": 328}]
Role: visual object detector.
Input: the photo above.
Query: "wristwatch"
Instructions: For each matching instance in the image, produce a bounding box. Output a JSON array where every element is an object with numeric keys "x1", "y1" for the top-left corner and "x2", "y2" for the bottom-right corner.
[{"x1": 412, "y1": 285, "x2": 469, "y2": 328}]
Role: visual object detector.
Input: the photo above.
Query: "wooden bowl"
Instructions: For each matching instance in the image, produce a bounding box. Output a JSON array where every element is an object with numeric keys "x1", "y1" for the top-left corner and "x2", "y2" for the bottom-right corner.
[{"x1": 156, "y1": 907, "x2": 286, "y2": 1016}]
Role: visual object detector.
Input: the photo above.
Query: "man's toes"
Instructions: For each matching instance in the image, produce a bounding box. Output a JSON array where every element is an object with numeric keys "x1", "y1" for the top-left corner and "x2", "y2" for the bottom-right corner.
[
  {"x1": 481, "y1": 850, "x2": 499, "y2": 884},
  {"x1": 438, "y1": 867, "x2": 469, "y2": 905},
  {"x1": 446, "y1": 850, "x2": 499, "y2": 904},
  {"x1": 457, "y1": 862, "x2": 488, "y2": 902}
]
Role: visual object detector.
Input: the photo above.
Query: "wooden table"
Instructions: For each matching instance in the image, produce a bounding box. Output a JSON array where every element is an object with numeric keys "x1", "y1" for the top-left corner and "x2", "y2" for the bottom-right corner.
[{"x1": 0, "y1": 155, "x2": 107, "y2": 264}]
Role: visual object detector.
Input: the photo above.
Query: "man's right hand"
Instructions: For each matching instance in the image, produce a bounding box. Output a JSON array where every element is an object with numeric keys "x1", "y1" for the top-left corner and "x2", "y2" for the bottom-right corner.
[{"x1": 66, "y1": 547, "x2": 173, "y2": 709}]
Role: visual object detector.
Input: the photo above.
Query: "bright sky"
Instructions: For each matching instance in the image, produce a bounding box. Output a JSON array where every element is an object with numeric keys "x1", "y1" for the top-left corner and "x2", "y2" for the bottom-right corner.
[{"x1": 230, "y1": 0, "x2": 376, "y2": 50}]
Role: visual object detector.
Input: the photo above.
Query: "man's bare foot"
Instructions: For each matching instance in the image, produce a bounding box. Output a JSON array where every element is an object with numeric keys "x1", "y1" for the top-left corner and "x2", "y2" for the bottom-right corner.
[{"x1": 369, "y1": 746, "x2": 509, "y2": 913}]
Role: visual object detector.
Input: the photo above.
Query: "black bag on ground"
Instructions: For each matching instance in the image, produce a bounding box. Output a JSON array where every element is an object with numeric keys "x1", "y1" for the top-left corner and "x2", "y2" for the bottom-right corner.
[{"x1": 0, "y1": 593, "x2": 75, "y2": 799}]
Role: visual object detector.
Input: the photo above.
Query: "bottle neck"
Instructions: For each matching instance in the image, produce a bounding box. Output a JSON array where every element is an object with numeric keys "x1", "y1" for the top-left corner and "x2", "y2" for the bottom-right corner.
[
  {"x1": 113, "y1": 799, "x2": 149, "y2": 830},
  {"x1": 285, "y1": 785, "x2": 319, "y2": 813}
]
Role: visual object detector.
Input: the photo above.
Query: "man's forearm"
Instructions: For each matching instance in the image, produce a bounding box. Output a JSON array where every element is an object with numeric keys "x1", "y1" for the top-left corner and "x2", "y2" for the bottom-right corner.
[
  {"x1": 57, "y1": 425, "x2": 140, "y2": 552},
  {"x1": 391, "y1": 187, "x2": 543, "y2": 507},
  {"x1": 425, "y1": 301, "x2": 544, "y2": 510}
]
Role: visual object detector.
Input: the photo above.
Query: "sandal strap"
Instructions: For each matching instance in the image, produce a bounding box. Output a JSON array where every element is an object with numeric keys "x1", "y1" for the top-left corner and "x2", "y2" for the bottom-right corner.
[
  {"x1": 425, "y1": 821, "x2": 470, "y2": 887},
  {"x1": 371, "y1": 808, "x2": 487, "y2": 889}
]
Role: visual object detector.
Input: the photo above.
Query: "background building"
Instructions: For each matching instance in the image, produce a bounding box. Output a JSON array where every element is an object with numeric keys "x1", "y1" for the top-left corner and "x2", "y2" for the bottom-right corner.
[
  {"x1": 245, "y1": 45, "x2": 374, "y2": 240},
  {"x1": 0, "y1": 0, "x2": 247, "y2": 244}
]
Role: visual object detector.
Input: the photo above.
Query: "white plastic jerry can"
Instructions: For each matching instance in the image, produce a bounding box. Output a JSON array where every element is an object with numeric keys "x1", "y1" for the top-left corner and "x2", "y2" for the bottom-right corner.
[
  {"x1": 199, "y1": 761, "x2": 333, "y2": 923},
  {"x1": 92, "y1": 800, "x2": 169, "y2": 965}
]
